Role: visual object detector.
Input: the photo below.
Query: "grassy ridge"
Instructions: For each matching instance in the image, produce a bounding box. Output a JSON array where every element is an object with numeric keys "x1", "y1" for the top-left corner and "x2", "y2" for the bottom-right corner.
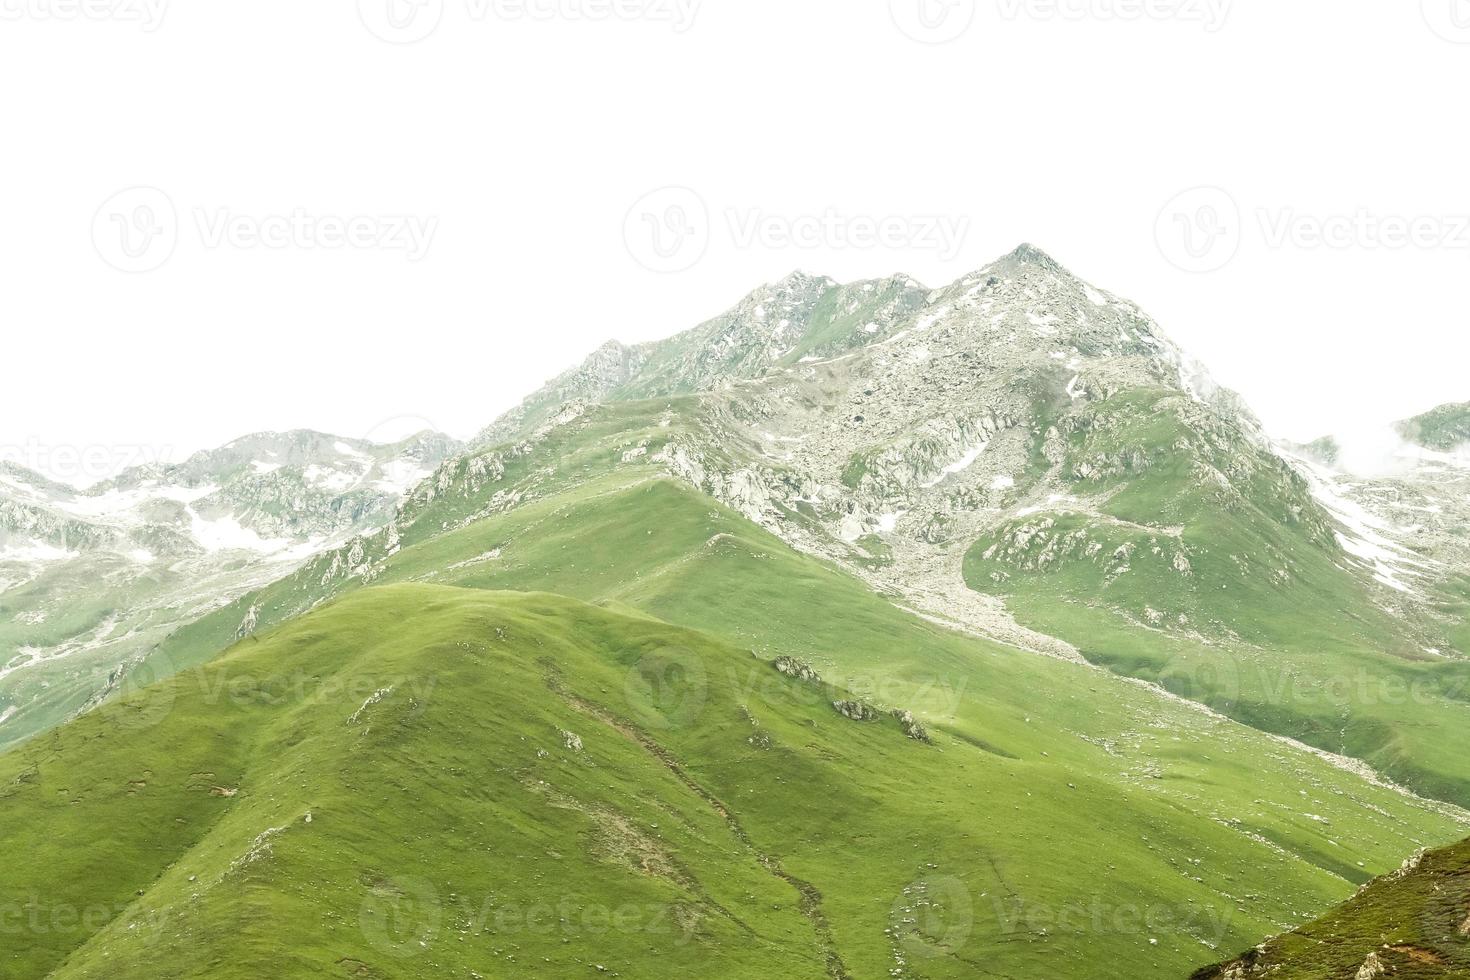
[
  {"x1": 3, "y1": 581, "x2": 1467, "y2": 979},
  {"x1": 964, "y1": 388, "x2": 1470, "y2": 807},
  {"x1": 1194, "y1": 836, "x2": 1470, "y2": 978},
  {"x1": 41, "y1": 459, "x2": 1466, "y2": 977},
  {"x1": 8, "y1": 397, "x2": 1469, "y2": 978}
]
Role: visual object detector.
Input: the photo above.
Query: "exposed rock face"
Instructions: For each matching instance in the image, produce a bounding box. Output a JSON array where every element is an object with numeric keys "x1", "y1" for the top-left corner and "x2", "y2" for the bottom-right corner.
[
  {"x1": 467, "y1": 244, "x2": 1367, "y2": 660},
  {"x1": 893, "y1": 710, "x2": 931, "y2": 744},
  {"x1": 1354, "y1": 952, "x2": 1386, "y2": 979},
  {"x1": 235, "y1": 603, "x2": 260, "y2": 640},
  {"x1": 773, "y1": 656, "x2": 821, "y2": 684},
  {"x1": 560, "y1": 730, "x2": 584, "y2": 752},
  {"x1": 832, "y1": 700, "x2": 879, "y2": 722}
]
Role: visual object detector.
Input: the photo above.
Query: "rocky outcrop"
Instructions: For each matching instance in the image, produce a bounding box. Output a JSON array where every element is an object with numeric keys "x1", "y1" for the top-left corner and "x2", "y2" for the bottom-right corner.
[
  {"x1": 1353, "y1": 952, "x2": 1386, "y2": 979},
  {"x1": 832, "y1": 700, "x2": 880, "y2": 722},
  {"x1": 893, "y1": 710, "x2": 931, "y2": 743},
  {"x1": 773, "y1": 656, "x2": 821, "y2": 684},
  {"x1": 235, "y1": 603, "x2": 260, "y2": 640}
]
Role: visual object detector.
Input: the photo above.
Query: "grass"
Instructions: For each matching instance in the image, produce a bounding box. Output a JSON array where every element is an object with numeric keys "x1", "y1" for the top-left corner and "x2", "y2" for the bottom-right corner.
[
  {"x1": 1194, "y1": 835, "x2": 1470, "y2": 978},
  {"x1": 6, "y1": 398, "x2": 1470, "y2": 978},
  {"x1": 4, "y1": 581, "x2": 1467, "y2": 979},
  {"x1": 963, "y1": 388, "x2": 1470, "y2": 808}
]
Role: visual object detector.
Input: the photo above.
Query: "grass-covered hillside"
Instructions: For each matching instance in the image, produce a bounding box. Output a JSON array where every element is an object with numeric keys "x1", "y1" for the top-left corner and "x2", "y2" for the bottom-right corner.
[
  {"x1": 12, "y1": 399, "x2": 1469, "y2": 978},
  {"x1": 1194, "y1": 835, "x2": 1470, "y2": 978},
  {"x1": 4, "y1": 579, "x2": 1468, "y2": 979},
  {"x1": 6, "y1": 252, "x2": 1469, "y2": 979},
  {"x1": 964, "y1": 387, "x2": 1470, "y2": 808}
]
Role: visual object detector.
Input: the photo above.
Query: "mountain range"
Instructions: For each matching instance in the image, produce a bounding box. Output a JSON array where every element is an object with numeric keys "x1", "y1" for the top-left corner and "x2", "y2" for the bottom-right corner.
[{"x1": 3, "y1": 246, "x2": 1468, "y2": 978}]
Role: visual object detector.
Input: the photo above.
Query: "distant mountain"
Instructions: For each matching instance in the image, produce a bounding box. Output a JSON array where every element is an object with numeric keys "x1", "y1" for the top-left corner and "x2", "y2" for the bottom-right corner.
[
  {"x1": 1397, "y1": 401, "x2": 1470, "y2": 452},
  {"x1": 0, "y1": 428, "x2": 459, "y2": 749}
]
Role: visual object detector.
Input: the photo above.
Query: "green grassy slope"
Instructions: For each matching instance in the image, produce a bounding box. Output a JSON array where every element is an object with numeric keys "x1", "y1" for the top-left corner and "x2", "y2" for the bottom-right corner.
[
  {"x1": 3, "y1": 582, "x2": 1467, "y2": 980},
  {"x1": 2, "y1": 587, "x2": 833, "y2": 978},
  {"x1": 51, "y1": 442, "x2": 1468, "y2": 978},
  {"x1": 11, "y1": 397, "x2": 1469, "y2": 978},
  {"x1": 1194, "y1": 836, "x2": 1470, "y2": 978},
  {"x1": 964, "y1": 388, "x2": 1470, "y2": 807}
]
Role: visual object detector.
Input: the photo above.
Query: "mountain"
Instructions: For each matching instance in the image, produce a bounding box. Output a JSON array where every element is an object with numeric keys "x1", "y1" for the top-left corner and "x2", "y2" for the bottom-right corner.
[
  {"x1": 1194, "y1": 835, "x2": 1470, "y2": 978},
  {"x1": 469, "y1": 270, "x2": 928, "y2": 449},
  {"x1": 1398, "y1": 402, "x2": 1470, "y2": 453},
  {"x1": 453, "y1": 244, "x2": 1470, "y2": 807},
  {"x1": 4, "y1": 495, "x2": 1467, "y2": 977},
  {"x1": 0, "y1": 429, "x2": 459, "y2": 749},
  {"x1": 4, "y1": 246, "x2": 1470, "y2": 978},
  {"x1": 1280, "y1": 405, "x2": 1470, "y2": 670}
]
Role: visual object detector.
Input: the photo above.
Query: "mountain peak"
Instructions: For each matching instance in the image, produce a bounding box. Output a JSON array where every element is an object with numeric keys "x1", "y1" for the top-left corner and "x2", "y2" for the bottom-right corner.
[
  {"x1": 998, "y1": 242, "x2": 1068, "y2": 274},
  {"x1": 770, "y1": 269, "x2": 828, "y2": 290}
]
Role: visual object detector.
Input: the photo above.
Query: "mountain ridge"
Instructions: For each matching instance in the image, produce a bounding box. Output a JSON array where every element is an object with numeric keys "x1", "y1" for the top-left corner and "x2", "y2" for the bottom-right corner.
[
  {"x1": 4, "y1": 245, "x2": 1470, "y2": 979},
  {"x1": 0, "y1": 425, "x2": 461, "y2": 749}
]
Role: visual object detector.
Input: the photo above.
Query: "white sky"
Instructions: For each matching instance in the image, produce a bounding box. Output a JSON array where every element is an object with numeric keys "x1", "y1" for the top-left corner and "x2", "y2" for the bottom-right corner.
[{"x1": 3, "y1": 1, "x2": 1468, "y2": 484}]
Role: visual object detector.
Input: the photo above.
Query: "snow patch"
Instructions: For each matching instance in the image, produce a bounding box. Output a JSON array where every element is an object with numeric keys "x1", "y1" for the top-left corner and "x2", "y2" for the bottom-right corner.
[
  {"x1": 187, "y1": 509, "x2": 291, "y2": 555},
  {"x1": 1296, "y1": 460, "x2": 1432, "y2": 594},
  {"x1": 922, "y1": 442, "x2": 990, "y2": 488},
  {"x1": 0, "y1": 540, "x2": 79, "y2": 563}
]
